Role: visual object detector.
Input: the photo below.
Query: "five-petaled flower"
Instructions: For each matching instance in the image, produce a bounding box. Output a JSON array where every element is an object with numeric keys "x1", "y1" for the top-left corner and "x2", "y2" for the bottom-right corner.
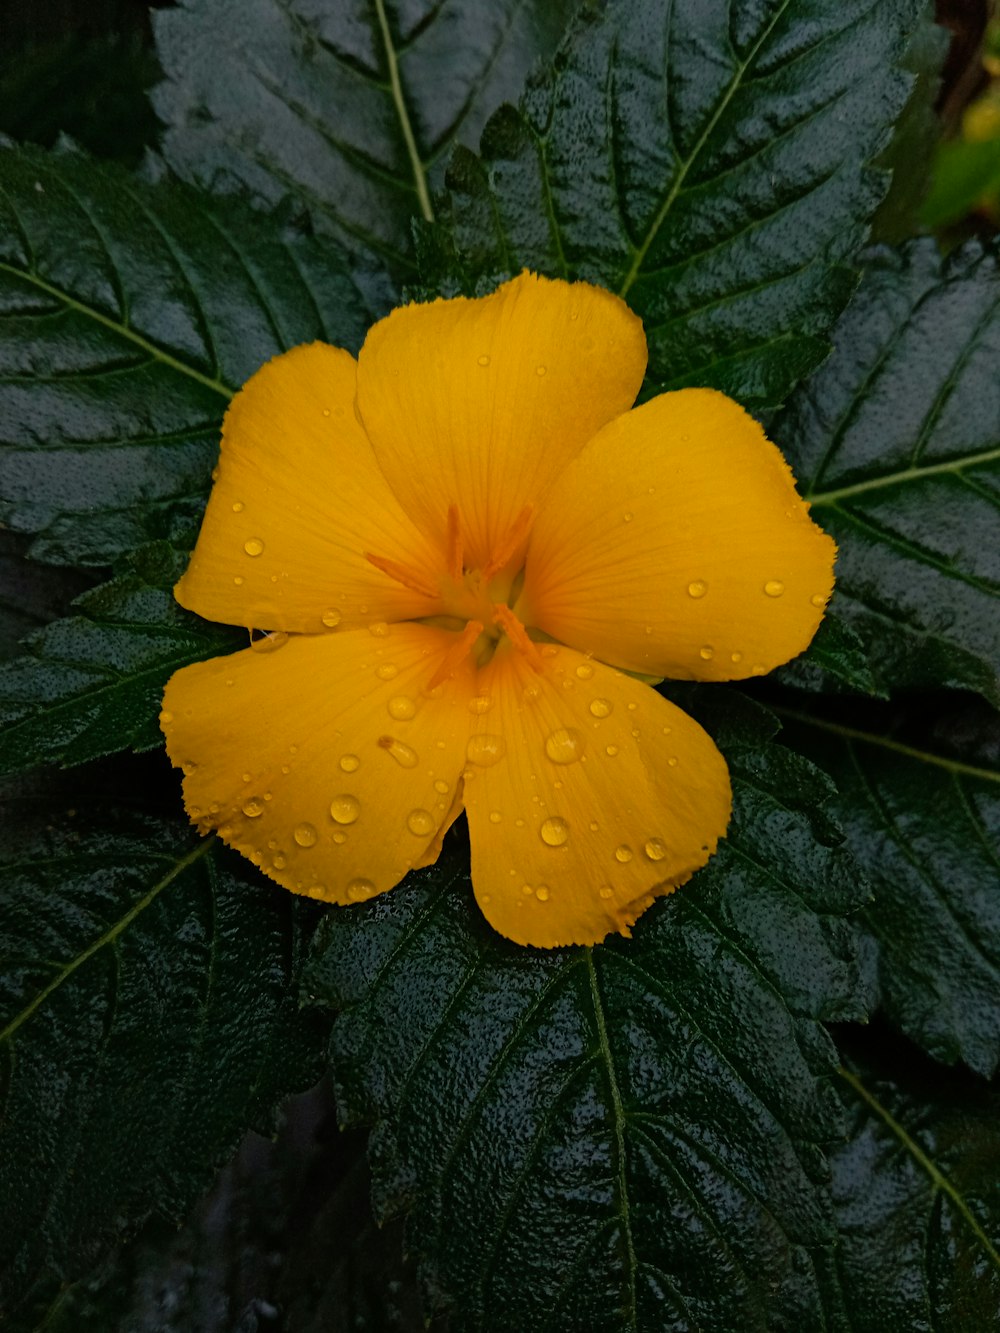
[{"x1": 161, "y1": 273, "x2": 834, "y2": 948}]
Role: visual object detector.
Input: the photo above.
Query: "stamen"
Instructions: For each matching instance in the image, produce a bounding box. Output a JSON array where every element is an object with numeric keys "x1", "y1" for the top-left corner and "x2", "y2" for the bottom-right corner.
[
  {"x1": 426, "y1": 619, "x2": 484, "y2": 691},
  {"x1": 446, "y1": 503, "x2": 463, "y2": 580},
  {"x1": 493, "y1": 603, "x2": 543, "y2": 672},
  {"x1": 481, "y1": 504, "x2": 535, "y2": 581},
  {"x1": 365, "y1": 552, "x2": 439, "y2": 600}
]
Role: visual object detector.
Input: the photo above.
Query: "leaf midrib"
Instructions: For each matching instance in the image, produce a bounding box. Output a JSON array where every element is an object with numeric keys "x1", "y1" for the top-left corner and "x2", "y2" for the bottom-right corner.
[
  {"x1": 808, "y1": 443, "x2": 1000, "y2": 506},
  {"x1": 839, "y1": 1065, "x2": 1000, "y2": 1274},
  {"x1": 0, "y1": 837, "x2": 213, "y2": 1043},
  {"x1": 374, "y1": 0, "x2": 434, "y2": 224},
  {"x1": 0, "y1": 260, "x2": 233, "y2": 402}
]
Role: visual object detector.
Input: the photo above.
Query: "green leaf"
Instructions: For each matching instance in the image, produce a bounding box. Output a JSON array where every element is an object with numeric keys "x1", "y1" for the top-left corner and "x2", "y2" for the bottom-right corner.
[
  {"x1": 305, "y1": 689, "x2": 868, "y2": 1331},
  {"x1": 921, "y1": 137, "x2": 1000, "y2": 230},
  {"x1": 774, "y1": 613, "x2": 886, "y2": 697},
  {"x1": 0, "y1": 141, "x2": 374, "y2": 568},
  {"x1": 773, "y1": 238, "x2": 1000, "y2": 705},
  {"x1": 0, "y1": 531, "x2": 92, "y2": 661},
  {"x1": 423, "y1": 0, "x2": 929, "y2": 411},
  {"x1": 827, "y1": 1025, "x2": 1000, "y2": 1330},
  {"x1": 0, "y1": 543, "x2": 241, "y2": 777},
  {"x1": 0, "y1": 771, "x2": 329, "y2": 1322},
  {"x1": 776, "y1": 702, "x2": 1000, "y2": 1077},
  {"x1": 152, "y1": 0, "x2": 580, "y2": 288}
]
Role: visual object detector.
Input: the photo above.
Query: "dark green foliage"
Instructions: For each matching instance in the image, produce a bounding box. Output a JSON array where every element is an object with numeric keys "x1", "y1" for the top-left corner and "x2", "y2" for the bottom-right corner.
[
  {"x1": 773, "y1": 240, "x2": 1000, "y2": 705},
  {"x1": 0, "y1": 773, "x2": 329, "y2": 1323},
  {"x1": 305, "y1": 691, "x2": 868, "y2": 1331},
  {"x1": 828, "y1": 1026, "x2": 1000, "y2": 1330},
  {"x1": 0, "y1": 142, "x2": 375, "y2": 567},
  {"x1": 779, "y1": 702, "x2": 1000, "y2": 1077},
  {"x1": 0, "y1": 543, "x2": 241, "y2": 776},
  {"x1": 153, "y1": 0, "x2": 581, "y2": 289},
  {"x1": 421, "y1": 0, "x2": 932, "y2": 411}
]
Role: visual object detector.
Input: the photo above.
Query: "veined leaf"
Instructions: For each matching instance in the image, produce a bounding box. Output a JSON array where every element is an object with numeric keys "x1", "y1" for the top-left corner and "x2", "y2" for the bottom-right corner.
[
  {"x1": 0, "y1": 777, "x2": 328, "y2": 1322},
  {"x1": 777, "y1": 701, "x2": 1000, "y2": 1077},
  {"x1": 153, "y1": 0, "x2": 580, "y2": 287},
  {"x1": 827, "y1": 1026, "x2": 1000, "y2": 1330},
  {"x1": 0, "y1": 531, "x2": 92, "y2": 661},
  {"x1": 305, "y1": 690, "x2": 867, "y2": 1331},
  {"x1": 773, "y1": 239, "x2": 1000, "y2": 704},
  {"x1": 423, "y1": 0, "x2": 932, "y2": 410},
  {"x1": 0, "y1": 543, "x2": 241, "y2": 777},
  {"x1": 0, "y1": 141, "x2": 374, "y2": 568}
]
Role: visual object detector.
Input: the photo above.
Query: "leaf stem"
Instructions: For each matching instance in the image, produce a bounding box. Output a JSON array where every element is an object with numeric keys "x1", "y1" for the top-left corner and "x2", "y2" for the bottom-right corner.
[
  {"x1": 374, "y1": 0, "x2": 435, "y2": 224},
  {"x1": 808, "y1": 444, "x2": 1000, "y2": 506}
]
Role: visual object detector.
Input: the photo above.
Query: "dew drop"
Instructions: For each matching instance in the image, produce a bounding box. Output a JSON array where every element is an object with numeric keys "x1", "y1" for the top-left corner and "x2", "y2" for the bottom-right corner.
[
  {"x1": 466, "y1": 733, "x2": 506, "y2": 767},
  {"x1": 751, "y1": 664, "x2": 767, "y2": 676},
  {"x1": 322, "y1": 609, "x2": 342, "y2": 628},
  {"x1": 687, "y1": 580, "x2": 708, "y2": 599},
  {"x1": 244, "y1": 537, "x2": 265, "y2": 557},
  {"x1": 763, "y1": 580, "x2": 785, "y2": 598},
  {"x1": 535, "y1": 886, "x2": 550, "y2": 902},
  {"x1": 489, "y1": 810, "x2": 502, "y2": 824},
  {"x1": 369, "y1": 621, "x2": 389, "y2": 637},
  {"x1": 273, "y1": 854, "x2": 287, "y2": 869},
  {"x1": 329, "y1": 794, "x2": 360, "y2": 824},
  {"x1": 231, "y1": 501, "x2": 244, "y2": 513},
  {"x1": 477, "y1": 353, "x2": 491, "y2": 367},
  {"x1": 242, "y1": 798, "x2": 264, "y2": 818},
  {"x1": 433, "y1": 778, "x2": 450, "y2": 795},
  {"x1": 545, "y1": 727, "x2": 585, "y2": 765},
  {"x1": 535, "y1": 364, "x2": 547, "y2": 376},
  {"x1": 294, "y1": 822, "x2": 318, "y2": 848},
  {"x1": 375, "y1": 663, "x2": 399, "y2": 680},
  {"x1": 161, "y1": 710, "x2": 174, "y2": 725},
  {"x1": 407, "y1": 808, "x2": 435, "y2": 836},
  {"x1": 347, "y1": 877, "x2": 375, "y2": 901},
  {"x1": 600, "y1": 886, "x2": 613, "y2": 899},
  {"x1": 234, "y1": 575, "x2": 244, "y2": 586},
  {"x1": 340, "y1": 754, "x2": 360, "y2": 773},
  {"x1": 379, "y1": 736, "x2": 419, "y2": 768},
  {"x1": 811, "y1": 593, "x2": 826, "y2": 608},
  {"x1": 699, "y1": 645, "x2": 714, "y2": 661},
  {"x1": 575, "y1": 661, "x2": 594, "y2": 680},
  {"x1": 589, "y1": 820, "x2": 599, "y2": 832},
  {"x1": 540, "y1": 816, "x2": 569, "y2": 847},
  {"x1": 468, "y1": 694, "x2": 494, "y2": 714},
  {"x1": 731, "y1": 651, "x2": 743, "y2": 664},
  {"x1": 521, "y1": 883, "x2": 534, "y2": 896},
  {"x1": 250, "y1": 631, "x2": 288, "y2": 654},
  {"x1": 332, "y1": 830, "x2": 347, "y2": 844},
  {"x1": 322, "y1": 407, "x2": 331, "y2": 417},
  {"x1": 623, "y1": 511, "x2": 633, "y2": 523},
  {"x1": 668, "y1": 756, "x2": 679, "y2": 767},
  {"x1": 644, "y1": 837, "x2": 667, "y2": 862},
  {"x1": 606, "y1": 744, "x2": 619, "y2": 757},
  {"x1": 589, "y1": 697, "x2": 613, "y2": 718},
  {"x1": 387, "y1": 695, "x2": 417, "y2": 721},
  {"x1": 614, "y1": 844, "x2": 633, "y2": 863}
]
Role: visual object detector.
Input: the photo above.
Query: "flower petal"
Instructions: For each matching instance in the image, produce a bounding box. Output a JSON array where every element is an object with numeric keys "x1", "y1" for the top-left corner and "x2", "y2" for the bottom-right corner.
[
  {"x1": 356, "y1": 273, "x2": 647, "y2": 573},
  {"x1": 462, "y1": 641, "x2": 731, "y2": 948},
  {"x1": 175, "y1": 343, "x2": 445, "y2": 633},
  {"x1": 161, "y1": 623, "x2": 476, "y2": 903},
  {"x1": 520, "y1": 389, "x2": 836, "y2": 681}
]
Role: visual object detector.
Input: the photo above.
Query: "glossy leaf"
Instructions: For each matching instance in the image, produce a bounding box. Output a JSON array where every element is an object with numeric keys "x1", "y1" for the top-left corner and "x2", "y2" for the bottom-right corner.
[
  {"x1": 777, "y1": 702, "x2": 1000, "y2": 1077},
  {"x1": 0, "y1": 531, "x2": 92, "y2": 661},
  {"x1": 306, "y1": 689, "x2": 867, "y2": 1331},
  {"x1": 0, "y1": 774, "x2": 329, "y2": 1322},
  {"x1": 827, "y1": 1025, "x2": 1000, "y2": 1331},
  {"x1": 0, "y1": 543, "x2": 241, "y2": 777},
  {"x1": 773, "y1": 239, "x2": 1000, "y2": 704},
  {"x1": 153, "y1": 0, "x2": 580, "y2": 287},
  {"x1": 0, "y1": 141, "x2": 374, "y2": 568},
  {"x1": 423, "y1": 0, "x2": 931, "y2": 410}
]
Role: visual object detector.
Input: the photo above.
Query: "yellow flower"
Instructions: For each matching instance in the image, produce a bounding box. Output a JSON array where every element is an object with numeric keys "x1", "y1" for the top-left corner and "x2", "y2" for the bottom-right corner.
[{"x1": 161, "y1": 273, "x2": 834, "y2": 948}]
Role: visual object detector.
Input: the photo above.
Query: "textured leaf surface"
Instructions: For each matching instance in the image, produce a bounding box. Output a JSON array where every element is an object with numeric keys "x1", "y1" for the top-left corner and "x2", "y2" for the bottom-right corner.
[
  {"x1": 828, "y1": 1026, "x2": 1000, "y2": 1331},
  {"x1": 773, "y1": 239, "x2": 1000, "y2": 704},
  {"x1": 0, "y1": 142, "x2": 373, "y2": 567},
  {"x1": 0, "y1": 776, "x2": 328, "y2": 1321},
  {"x1": 778, "y1": 702, "x2": 1000, "y2": 1077},
  {"x1": 0, "y1": 531, "x2": 92, "y2": 661},
  {"x1": 306, "y1": 690, "x2": 867, "y2": 1332},
  {"x1": 424, "y1": 0, "x2": 929, "y2": 410},
  {"x1": 0, "y1": 543, "x2": 240, "y2": 777},
  {"x1": 153, "y1": 0, "x2": 579, "y2": 286}
]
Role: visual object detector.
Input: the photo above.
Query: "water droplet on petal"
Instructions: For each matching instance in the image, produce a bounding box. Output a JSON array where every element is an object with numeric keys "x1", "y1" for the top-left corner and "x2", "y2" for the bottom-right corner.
[
  {"x1": 811, "y1": 593, "x2": 826, "y2": 608},
  {"x1": 332, "y1": 830, "x2": 347, "y2": 844},
  {"x1": 339, "y1": 754, "x2": 360, "y2": 773},
  {"x1": 388, "y1": 695, "x2": 417, "y2": 721},
  {"x1": 764, "y1": 580, "x2": 785, "y2": 598},
  {"x1": 699, "y1": 646, "x2": 714, "y2": 661},
  {"x1": 751, "y1": 664, "x2": 767, "y2": 676},
  {"x1": 600, "y1": 886, "x2": 613, "y2": 899},
  {"x1": 687, "y1": 580, "x2": 708, "y2": 598},
  {"x1": 369, "y1": 621, "x2": 389, "y2": 637},
  {"x1": 540, "y1": 816, "x2": 569, "y2": 846},
  {"x1": 231, "y1": 501, "x2": 244, "y2": 513},
  {"x1": 535, "y1": 364, "x2": 547, "y2": 376},
  {"x1": 521, "y1": 883, "x2": 534, "y2": 896},
  {"x1": 468, "y1": 694, "x2": 494, "y2": 715},
  {"x1": 544, "y1": 727, "x2": 585, "y2": 764},
  {"x1": 244, "y1": 537, "x2": 265, "y2": 557},
  {"x1": 589, "y1": 698, "x2": 613, "y2": 718},
  {"x1": 477, "y1": 353, "x2": 491, "y2": 367},
  {"x1": 407, "y1": 808, "x2": 435, "y2": 836},
  {"x1": 161, "y1": 710, "x2": 174, "y2": 725},
  {"x1": 614, "y1": 844, "x2": 633, "y2": 863},
  {"x1": 379, "y1": 736, "x2": 419, "y2": 767},
  {"x1": 606, "y1": 744, "x2": 619, "y2": 757},
  {"x1": 272, "y1": 854, "x2": 286, "y2": 869},
  {"x1": 466, "y1": 734, "x2": 506, "y2": 767},
  {"x1": 644, "y1": 838, "x2": 667, "y2": 861},
  {"x1": 243, "y1": 798, "x2": 264, "y2": 818},
  {"x1": 250, "y1": 631, "x2": 288, "y2": 654},
  {"x1": 294, "y1": 822, "x2": 318, "y2": 848},
  {"x1": 433, "y1": 779, "x2": 449, "y2": 795},
  {"x1": 668, "y1": 756, "x2": 679, "y2": 767},
  {"x1": 347, "y1": 877, "x2": 375, "y2": 901},
  {"x1": 322, "y1": 609, "x2": 342, "y2": 628},
  {"x1": 329, "y1": 794, "x2": 360, "y2": 824},
  {"x1": 535, "y1": 885, "x2": 550, "y2": 902},
  {"x1": 575, "y1": 661, "x2": 594, "y2": 680},
  {"x1": 233, "y1": 575, "x2": 244, "y2": 586},
  {"x1": 623, "y1": 511, "x2": 633, "y2": 523},
  {"x1": 731, "y1": 651, "x2": 743, "y2": 664},
  {"x1": 489, "y1": 810, "x2": 502, "y2": 824},
  {"x1": 375, "y1": 663, "x2": 398, "y2": 680}
]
